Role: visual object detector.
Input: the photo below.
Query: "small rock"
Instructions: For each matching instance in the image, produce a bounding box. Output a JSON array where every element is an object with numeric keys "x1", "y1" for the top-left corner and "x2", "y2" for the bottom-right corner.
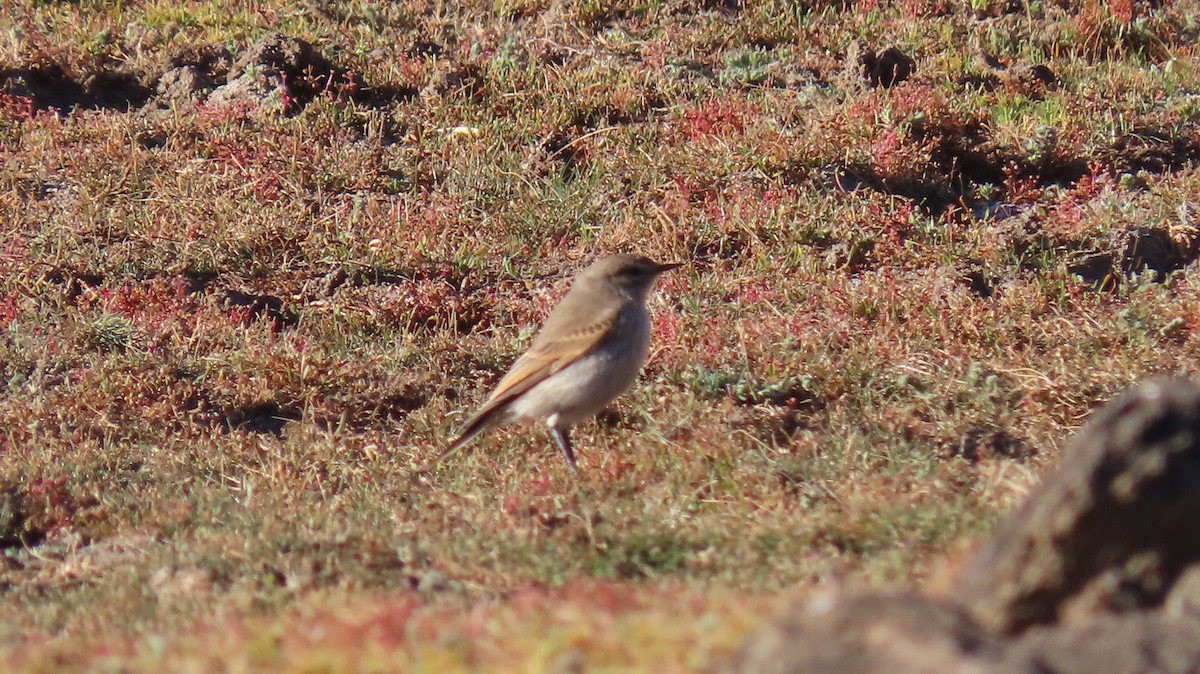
[
  {"x1": 1003, "y1": 613, "x2": 1200, "y2": 674},
  {"x1": 207, "y1": 70, "x2": 281, "y2": 110},
  {"x1": 416, "y1": 570, "x2": 449, "y2": 593}
]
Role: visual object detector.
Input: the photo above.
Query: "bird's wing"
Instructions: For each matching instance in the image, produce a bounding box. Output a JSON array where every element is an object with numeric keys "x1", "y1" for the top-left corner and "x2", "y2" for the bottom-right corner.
[
  {"x1": 485, "y1": 305, "x2": 617, "y2": 405},
  {"x1": 424, "y1": 305, "x2": 618, "y2": 473}
]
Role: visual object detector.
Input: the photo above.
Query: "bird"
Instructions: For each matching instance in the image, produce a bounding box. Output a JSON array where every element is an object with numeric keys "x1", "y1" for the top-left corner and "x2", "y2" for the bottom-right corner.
[{"x1": 434, "y1": 254, "x2": 680, "y2": 472}]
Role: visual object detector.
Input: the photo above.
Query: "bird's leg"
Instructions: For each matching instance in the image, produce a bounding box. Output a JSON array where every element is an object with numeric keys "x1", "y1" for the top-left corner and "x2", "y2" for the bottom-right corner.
[{"x1": 549, "y1": 425, "x2": 577, "y2": 472}]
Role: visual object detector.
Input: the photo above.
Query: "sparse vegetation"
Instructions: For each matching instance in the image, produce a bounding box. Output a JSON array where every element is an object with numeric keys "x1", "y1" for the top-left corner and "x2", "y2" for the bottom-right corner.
[{"x1": 2, "y1": 0, "x2": 1200, "y2": 671}]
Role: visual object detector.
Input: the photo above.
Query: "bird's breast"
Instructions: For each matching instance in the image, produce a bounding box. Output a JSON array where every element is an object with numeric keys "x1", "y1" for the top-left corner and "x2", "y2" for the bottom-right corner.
[{"x1": 508, "y1": 306, "x2": 651, "y2": 426}]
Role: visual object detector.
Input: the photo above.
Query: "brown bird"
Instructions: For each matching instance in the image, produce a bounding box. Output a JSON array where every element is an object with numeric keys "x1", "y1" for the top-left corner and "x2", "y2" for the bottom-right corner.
[{"x1": 436, "y1": 254, "x2": 680, "y2": 471}]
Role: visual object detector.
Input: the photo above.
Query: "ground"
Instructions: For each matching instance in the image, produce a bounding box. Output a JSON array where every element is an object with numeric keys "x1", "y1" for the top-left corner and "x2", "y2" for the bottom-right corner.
[{"x1": 2, "y1": 0, "x2": 1200, "y2": 671}]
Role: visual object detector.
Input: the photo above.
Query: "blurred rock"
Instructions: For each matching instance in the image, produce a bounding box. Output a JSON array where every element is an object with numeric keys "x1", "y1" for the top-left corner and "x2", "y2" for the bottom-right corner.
[
  {"x1": 151, "y1": 565, "x2": 214, "y2": 602},
  {"x1": 420, "y1": 62, "x2": 486, "y2": 100},
  {"x1": 955, "y1": 426, "x2": 1030, "y2": 462},
  {"x1": 731, "y1": 592, "x2": 1010, "y2": 674},
  {"x1": 1164, "y1": 564, "x2": 1200, "y2": 620},
  {"x1": 206, "y1": 71, "x2": 275, "y2": 109},
  {"x1": 964, "y1": 51, "x2": 1056, "y2": 97},
  {"x1": 955, "y1": 378, "x2": 1200, "y2": 633},
  {"x1": 1003, "y1": 614, "x2": 1200, "y2": 674},
  {"x1": 731, "y1": 378, "x2": 1200, "y2": 674}
]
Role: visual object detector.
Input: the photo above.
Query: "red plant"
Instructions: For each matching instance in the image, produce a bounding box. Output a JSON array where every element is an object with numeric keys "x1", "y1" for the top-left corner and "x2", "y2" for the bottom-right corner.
[
  {"x1": 651, "y1": 309, "x2": 680, "y2": 345},
  {"x1": 278, "y1": 71, "x2": 294, "y2": 114},
  {"x1": 1003, "y1": 162, "x2": 1041, "y2": 203},
  {"x1": 196, "y1": 99, "x2": 257, "y2": 126},
  {"x1": 25, "y1": 476, "x2": 79, "y2": 536},
  {"x1": 0, "y1": 93, "x2": 34, "y2": 121},
  {"x1": 641, "y1": 41, "x2": 667, "y2": 69},
  {"x1": 390, "y1": 54, "x2": 427, "y2": 86},
  {"x1": 682, "y1": 99, "x2": 749, "y2": 142},
  {"x1": 1109, "y1": 0, "x2": 1136, "y2": 24},
  {"x1": 0, "y1": 291, "x2": 20, "y2": 327},
  {"x1": 106, "y1": 278, "x2": 190, "y2": 317}
]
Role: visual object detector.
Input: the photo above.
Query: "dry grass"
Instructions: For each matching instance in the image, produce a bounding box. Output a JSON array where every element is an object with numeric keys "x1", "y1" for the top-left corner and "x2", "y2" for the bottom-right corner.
[{"x1": 3, "y1": 0, "x2": 1200, "y2": 670}]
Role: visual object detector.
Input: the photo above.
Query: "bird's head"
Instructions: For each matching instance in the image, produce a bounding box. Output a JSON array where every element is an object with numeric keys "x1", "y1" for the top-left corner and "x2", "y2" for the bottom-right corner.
[{"x1": 584, "y1": 254, "x2": 681, "y2": 302}]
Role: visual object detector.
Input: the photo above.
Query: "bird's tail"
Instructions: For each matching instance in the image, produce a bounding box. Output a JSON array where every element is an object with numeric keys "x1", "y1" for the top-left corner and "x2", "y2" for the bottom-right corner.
[{"x1": 418, "y1": 405, "x2": 503, "y2": 473}]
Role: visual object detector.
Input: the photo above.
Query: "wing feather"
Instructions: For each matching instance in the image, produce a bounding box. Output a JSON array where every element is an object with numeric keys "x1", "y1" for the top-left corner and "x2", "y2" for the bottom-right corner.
[{"x1": 486, "y1": 308, "x2": 617, "y2": 404}]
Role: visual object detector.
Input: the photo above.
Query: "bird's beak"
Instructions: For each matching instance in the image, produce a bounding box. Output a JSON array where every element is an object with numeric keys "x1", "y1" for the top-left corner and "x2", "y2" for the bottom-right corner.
[{"x1": 655, "y1": 262, "x2": 683, "y2": 273}]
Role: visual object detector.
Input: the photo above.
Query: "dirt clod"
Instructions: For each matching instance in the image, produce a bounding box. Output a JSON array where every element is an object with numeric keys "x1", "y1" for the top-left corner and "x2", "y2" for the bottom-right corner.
[
  {"x1": 1120, "y1": 227, "x2": 1199, "y2": 279},
  {"x1": 157, "y1": 65, "x2": 215, "y2": 104},
  {"x1": 207, "y1": 34, "x2": 356, "y2": 112},
  {"x1": 420, "y1": 62, "x2": 486, "y2": 100},
  {"x1": 862, "y1": 47, "x2": 915, "y2": 88}
]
